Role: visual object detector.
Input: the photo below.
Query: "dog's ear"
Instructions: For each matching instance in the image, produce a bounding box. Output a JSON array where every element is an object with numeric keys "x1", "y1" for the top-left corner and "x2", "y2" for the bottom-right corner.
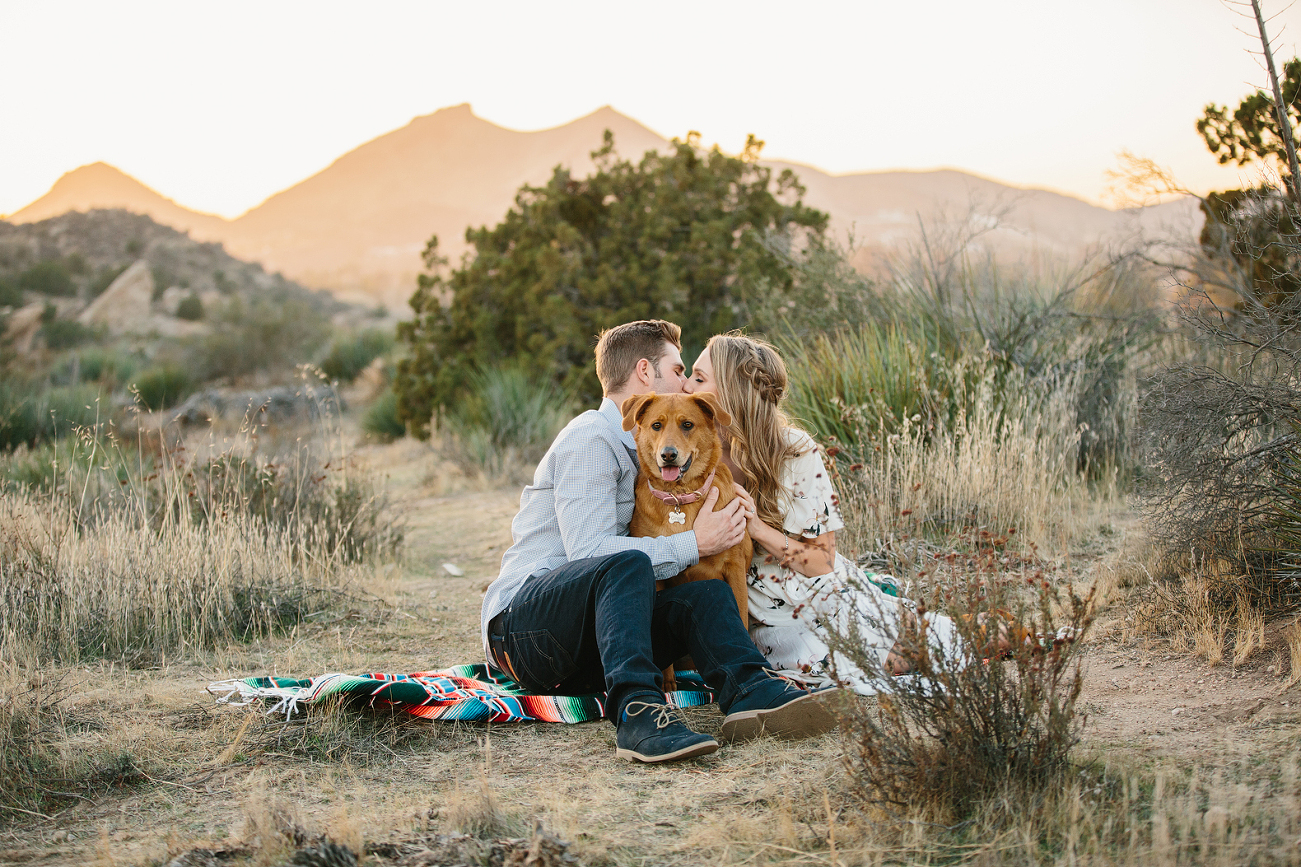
[
  {"x1": 621, "y1": 393, "x2": 656, "y2": 431},
  {"x1": 690, "y1": 392, "x2": 732, "y2": 428}
]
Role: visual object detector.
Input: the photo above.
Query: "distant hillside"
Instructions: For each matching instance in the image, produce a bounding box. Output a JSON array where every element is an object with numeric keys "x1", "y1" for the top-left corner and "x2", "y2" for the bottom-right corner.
[
  {"x1": 0, "y1": 208, "x2": 336, "y2": 313},
  {"x1": 10, "y1": 105, "x2": 1201, "y2": 307},
  {"x1": 771, "y1": 161, "x2": 1201, "y2": 271},
  {"x1": 0, "y1": 209, "x2": 370, "y2": 406}
]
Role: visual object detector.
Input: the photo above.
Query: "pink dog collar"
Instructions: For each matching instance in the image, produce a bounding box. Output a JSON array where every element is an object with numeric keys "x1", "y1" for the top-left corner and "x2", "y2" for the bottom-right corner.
[{"x1": 646, "y1": 467, "x2": 717, "y2": 507}]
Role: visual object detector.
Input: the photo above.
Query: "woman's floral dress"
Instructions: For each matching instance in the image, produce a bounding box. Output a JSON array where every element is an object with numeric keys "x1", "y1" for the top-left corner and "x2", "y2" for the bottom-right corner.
[{"x1": 746, "y1": 428, "x2": 961, "y2": 695}]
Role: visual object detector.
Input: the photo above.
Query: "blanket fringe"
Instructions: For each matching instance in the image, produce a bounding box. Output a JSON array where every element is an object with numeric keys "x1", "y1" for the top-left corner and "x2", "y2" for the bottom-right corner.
[{"x1": 207, "y1": 679, "x2": 305, "y2": 719}]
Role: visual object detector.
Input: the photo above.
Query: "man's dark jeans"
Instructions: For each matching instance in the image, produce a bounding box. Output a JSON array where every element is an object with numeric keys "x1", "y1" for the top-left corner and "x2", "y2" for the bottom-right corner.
[{"x1": 486, "y1": 550, "x2": 777, "y2": 724}]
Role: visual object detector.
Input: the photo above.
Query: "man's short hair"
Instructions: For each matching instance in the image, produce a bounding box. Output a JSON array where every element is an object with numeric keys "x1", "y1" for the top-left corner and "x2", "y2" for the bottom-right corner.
[{"x1": 595, "y1": 320, "x2": 682, "y2": 394}]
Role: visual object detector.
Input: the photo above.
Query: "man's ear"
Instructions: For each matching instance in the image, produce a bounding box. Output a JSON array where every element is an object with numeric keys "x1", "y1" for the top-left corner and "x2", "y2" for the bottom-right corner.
[
  {"x1": 633, "y1": 357, "x2": 656, "y2": 389},
  {"x1": 621, "y1": 393, "x2": 656, "y2": 431},
  {"x1": 690, "y1": 392, "x2": 732, "y2": 428}
]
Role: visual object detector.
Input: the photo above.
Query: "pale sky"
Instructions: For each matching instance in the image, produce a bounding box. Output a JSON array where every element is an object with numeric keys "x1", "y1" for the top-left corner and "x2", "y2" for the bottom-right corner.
[{"x1": 4, "y1": 0, "x2": 1301, "y2": 219}]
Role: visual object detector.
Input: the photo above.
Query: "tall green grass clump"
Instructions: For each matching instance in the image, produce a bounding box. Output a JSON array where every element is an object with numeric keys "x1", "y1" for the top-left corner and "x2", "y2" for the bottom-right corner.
[
  {"x1": 827, "y1": 372, "x2": 1089, "y2": 560},
  {"x1": 0, "y1": 382, "x2": 106, "y2": 450},
  {"x1": 54, "y1": 347, "x2": 142, "y2": 390},
  {"x1": 783, "y1": 248, "x2": 1156, "y2": 476},
  {"x1": 130, "y1": 364, "x2": 195, "y2": 410},
  {"x1": 321, "y1": 329, "x2": 394, "y2": 383},
  {"x1": 438, "y1": 366, "x2": 573, "y2": 482},
  {"x1": 363, "y1": 389, "x2": 405, "y2": 442},
  {"x1": 772, "y1": 240, "x2": 1159, "y2": 564}
]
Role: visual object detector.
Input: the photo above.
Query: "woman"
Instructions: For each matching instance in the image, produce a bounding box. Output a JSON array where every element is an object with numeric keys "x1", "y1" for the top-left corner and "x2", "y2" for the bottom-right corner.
[{"x1": 683, "y1": 332, "x2": 964, "y2": 695}]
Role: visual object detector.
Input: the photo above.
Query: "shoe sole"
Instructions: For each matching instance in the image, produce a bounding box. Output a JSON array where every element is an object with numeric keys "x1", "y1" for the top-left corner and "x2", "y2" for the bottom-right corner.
[
  {"x1": 616, "y1": 738, "x2": 719, "y2": 763},
  {"x1": 718, "y1": 688, "x2": 847, "y2": 743}
]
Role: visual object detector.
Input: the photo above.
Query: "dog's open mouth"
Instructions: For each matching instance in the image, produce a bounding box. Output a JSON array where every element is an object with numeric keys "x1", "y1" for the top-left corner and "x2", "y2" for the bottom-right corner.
[{"x1": 659, "y1": 454, "x2": 692, "y2": 482}]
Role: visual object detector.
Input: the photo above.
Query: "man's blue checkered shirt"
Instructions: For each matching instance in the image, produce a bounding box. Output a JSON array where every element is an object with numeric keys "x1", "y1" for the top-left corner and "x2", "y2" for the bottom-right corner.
[{"x1": 480, "y1": 398, "x2": 699, "y2": 657}]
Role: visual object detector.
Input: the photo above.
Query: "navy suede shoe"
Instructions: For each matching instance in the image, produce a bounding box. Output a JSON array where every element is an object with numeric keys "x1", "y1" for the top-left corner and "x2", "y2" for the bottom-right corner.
[
  {"x1": 616, "y1": 699, "x2": 719, "y2": 763},
  {"x1": 718, "y1": 682, "x2": 846, "y2": 743}
]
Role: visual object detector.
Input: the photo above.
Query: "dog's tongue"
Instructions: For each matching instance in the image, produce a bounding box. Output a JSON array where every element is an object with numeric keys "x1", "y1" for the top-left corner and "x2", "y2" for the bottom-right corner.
[{"x1": 661, "y1": 465, "x2": 682, "y2": 482}]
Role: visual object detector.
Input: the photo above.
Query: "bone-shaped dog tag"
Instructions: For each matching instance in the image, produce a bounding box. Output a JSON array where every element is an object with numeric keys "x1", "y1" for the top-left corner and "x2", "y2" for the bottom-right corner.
[{"x1": 669, "y1": 508, "x2": 686, "y2": 525}]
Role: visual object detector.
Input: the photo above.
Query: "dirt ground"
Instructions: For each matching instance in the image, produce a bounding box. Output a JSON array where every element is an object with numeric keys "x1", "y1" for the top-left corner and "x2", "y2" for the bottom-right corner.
[{"x1": 2, "y1": 437, "x2": 1299, "y2": 866}]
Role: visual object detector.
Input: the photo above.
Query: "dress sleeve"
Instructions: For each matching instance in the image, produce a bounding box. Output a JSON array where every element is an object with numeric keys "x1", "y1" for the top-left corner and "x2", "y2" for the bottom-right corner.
[{"x1": 779, "y1": 431, "x2": 845, "y2": 539}]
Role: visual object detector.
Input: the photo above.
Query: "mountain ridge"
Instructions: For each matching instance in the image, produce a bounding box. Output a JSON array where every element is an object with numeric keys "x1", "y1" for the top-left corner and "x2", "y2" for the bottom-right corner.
[{"x1": 9, "y1": 105, "x2": 1196, "y2": 306}]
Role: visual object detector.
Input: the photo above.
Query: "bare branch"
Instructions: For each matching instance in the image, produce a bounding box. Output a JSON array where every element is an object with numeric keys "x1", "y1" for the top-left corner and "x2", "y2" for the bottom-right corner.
[{"x1": 1253, "y1": 0, "x2": 1301, "y2": 205}]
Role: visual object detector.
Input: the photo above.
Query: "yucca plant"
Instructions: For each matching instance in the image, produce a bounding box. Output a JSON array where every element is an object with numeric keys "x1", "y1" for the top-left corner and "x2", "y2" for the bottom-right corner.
[
  {"x1": 784, "y1": 321, "x2": 960, "y2": 449},
  {"x1": 438, "y1": 365, "x2": 574, "y2": 481}
]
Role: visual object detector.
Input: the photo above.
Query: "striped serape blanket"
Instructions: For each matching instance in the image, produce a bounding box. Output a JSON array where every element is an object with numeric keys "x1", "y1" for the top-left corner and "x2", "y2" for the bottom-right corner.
[{"x1": 208, "y1": 663, "x2": 716, "y2": 724}]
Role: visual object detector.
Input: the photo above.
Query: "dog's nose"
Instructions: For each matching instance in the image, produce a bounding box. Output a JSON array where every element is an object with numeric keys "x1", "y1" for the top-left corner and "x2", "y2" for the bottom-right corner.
[{"x1": 660, "y1": 445, "x2": 678, "y2": 464}]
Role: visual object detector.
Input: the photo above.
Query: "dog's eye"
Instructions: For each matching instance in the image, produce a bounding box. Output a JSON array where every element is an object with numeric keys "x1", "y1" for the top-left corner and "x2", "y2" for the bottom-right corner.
[
  {"x1": 651, "y1": 422, "x2": 662, "y2": 431},
  {"x1": 681, "y1": 421, "x2": 694, "y2": 431}
]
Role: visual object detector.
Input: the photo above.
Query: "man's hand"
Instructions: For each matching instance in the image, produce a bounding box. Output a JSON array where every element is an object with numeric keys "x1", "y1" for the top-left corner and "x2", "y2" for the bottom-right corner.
[{"x1": 694, "y1": 487, "x2": 747, "y2": 557}]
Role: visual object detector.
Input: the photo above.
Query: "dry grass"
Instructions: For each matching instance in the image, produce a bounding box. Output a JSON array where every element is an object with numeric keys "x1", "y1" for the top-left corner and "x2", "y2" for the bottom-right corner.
[
  {"x1": 0, "y1": 411, "x2": 406, "y2": 836},
  {"x1": 1129, "y1": 554, "x2": 1301, "y2": 669},
  {"x1": 815, "y1": 746, "x2": 1301, "y2": 866},
  {"x1": 1285, "y1": 619, "x2": 1301, "y2": 687},
  {"x1": 0, "y1": 666, "x2": 154, "y2": 822},
  {"x1": 1, "y1": 408, "x2": 1297, "y2": 865},
  {"x1": 0, "y1": 493, "x2": 366, "y2": 666},
  {"x1": 830, "y1": 387, "x2": 1105, "y2": 580},
  {"x1": 0, "y1": 412, "x2": 401, "y2": 667},
  {"x1": 248, "y1": 695, "x2": 460, "y2": 766},
  {"x1": 439, "y1": 745, "x2": 524, "y2": 839}
]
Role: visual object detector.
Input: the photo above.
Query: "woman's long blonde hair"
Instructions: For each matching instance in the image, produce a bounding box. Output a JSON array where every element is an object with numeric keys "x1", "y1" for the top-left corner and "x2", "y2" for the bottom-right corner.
[{"x1": 707, "y1": 332, "x2": 804, "y2": 529}]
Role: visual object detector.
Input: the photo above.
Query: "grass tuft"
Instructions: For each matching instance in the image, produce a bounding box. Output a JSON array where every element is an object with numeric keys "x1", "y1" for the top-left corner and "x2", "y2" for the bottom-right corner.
[
  {"x1": 0, "y1": 669, "x2": 150, "y2": 821},
  {"x1": 434, "y1": 366, "x2": 572, "y2": 484}
]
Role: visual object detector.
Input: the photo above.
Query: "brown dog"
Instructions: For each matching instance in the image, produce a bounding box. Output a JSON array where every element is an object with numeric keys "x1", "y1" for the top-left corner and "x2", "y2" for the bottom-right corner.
[{"x1": 621, "y1": 392, "x2": 753, "y2": 632}]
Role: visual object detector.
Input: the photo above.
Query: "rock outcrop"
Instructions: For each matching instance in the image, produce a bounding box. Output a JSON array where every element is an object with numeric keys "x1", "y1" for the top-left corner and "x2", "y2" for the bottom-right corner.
[
  {"x1": 78, "y1": 259, "x2": 152, "y2": 334},
  {"x1": 2, "y1": 301, "x2": 48, "y2": 354},
  {"x1": 170, "y1": 385, "x2": 343, "y2": 427}
]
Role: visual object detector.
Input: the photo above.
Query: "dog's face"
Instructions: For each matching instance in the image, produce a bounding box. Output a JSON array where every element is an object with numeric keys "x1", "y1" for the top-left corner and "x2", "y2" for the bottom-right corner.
[{"x1": 621, "y1": 392, "x2": 731, "y2": 486}]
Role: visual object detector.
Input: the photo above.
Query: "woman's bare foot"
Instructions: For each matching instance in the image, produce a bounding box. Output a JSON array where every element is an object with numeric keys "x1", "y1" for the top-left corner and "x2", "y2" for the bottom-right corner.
[
  {"x1": 885, "y1": 643, "x2": 913, "y2": 675},
  {"x1": 976, "y1": 610, "x2": 1014, "y2": 657}
]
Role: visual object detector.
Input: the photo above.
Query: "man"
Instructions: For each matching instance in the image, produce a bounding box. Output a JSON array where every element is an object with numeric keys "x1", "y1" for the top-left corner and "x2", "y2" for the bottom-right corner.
[{"x1": 481, "y1": 320, "x2": 842, "y2": 763}]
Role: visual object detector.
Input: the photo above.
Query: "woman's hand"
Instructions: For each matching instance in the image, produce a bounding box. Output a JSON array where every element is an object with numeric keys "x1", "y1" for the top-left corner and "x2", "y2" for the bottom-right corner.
[{"x1": 732, "y1": 483, "x2": 766, "y2": 537}]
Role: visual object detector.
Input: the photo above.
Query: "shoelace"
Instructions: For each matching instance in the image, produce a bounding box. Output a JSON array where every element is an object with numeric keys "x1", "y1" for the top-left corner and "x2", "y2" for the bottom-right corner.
[
  {"x1": 762, "y1": 668, "x2": 810, "y2": 690},
  {"x1": 623, "y1": 700, "x2": 681, "y2": 730}
]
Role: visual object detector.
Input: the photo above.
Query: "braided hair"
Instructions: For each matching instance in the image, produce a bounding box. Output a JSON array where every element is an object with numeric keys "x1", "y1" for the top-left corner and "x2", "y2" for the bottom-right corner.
[{"x1": 707, "y1": 332, "x2": 805, "y2": 530}]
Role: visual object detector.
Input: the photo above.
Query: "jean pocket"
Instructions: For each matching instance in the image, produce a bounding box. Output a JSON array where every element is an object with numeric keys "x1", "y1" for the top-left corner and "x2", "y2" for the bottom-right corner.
[{"x1": 507, "y1": 630, "x2": 576, "y2": 691}]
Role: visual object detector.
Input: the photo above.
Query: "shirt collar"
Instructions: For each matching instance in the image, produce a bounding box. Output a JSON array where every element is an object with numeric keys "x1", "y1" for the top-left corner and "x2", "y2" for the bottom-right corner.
[{"x1": 599, "y1": 397, "x2": 638, "y2": 453}]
